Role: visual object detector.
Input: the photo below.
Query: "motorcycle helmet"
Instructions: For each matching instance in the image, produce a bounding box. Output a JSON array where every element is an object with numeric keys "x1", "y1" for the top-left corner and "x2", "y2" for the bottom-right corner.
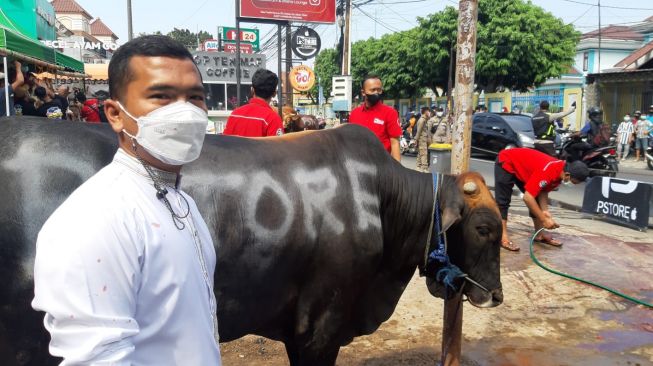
[{"x1": 588, "y1": 107, "x2": 603, "y2": 123}]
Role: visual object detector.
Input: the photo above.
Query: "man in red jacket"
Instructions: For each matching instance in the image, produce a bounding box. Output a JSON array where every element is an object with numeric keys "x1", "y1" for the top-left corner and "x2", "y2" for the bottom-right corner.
[
  {"x1": 494, "y1": 148, "x2": 589, "y2": 251},
  {"x1": 223, "y1": 69, "x2": 283, "y2": 137},
  {"x1": 349, "y1": 75, "x2": 402, "y2": 161},
  {"x1": 76, "y1": 92, "x2": 101, "y2": 123}
]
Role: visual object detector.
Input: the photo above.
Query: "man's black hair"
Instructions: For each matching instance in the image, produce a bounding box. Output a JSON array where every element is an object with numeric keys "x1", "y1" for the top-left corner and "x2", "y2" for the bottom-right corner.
[
  {"x1": 76, "y1": 92, "x2": 87, "y2": 103},
  {"x1": 565, "y1": 161, "x2": 590, "y2": 182},
  {"x1": 539, "y1": 100, "x2": 550, "y2": 110},
  {"x1": 108, "y1": 35, "x2": 196, "y2": 101},
  {"x1": 251, "y1": 69, "x2": 278, "y2": 100},
  {"x1": 361, "y1": 74, "x2": 381, "y2": 89},
  {"x1": 420, "y1": 106, "x2": 430, "y2": 114},
  {"x1": 34, "y1": 86, "x2": 47, "y2": 100}
]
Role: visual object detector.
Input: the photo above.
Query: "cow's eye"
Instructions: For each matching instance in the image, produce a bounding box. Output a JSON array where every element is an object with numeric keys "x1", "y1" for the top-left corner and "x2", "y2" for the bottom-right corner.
[{"x1": 476, "y1": 225, "x2": 491, "y2": 236}]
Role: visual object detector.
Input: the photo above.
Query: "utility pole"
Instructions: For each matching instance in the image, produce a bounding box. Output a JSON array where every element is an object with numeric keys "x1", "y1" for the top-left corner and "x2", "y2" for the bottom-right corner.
[
  {"x1": 342, "y1": 0, "x2": 352, "y2": 75},
  {"x1": 127, "y1": 0, "x2": 133, "y2": 41},
  {"x1": 444, "y1": 1, "x2": 479, "y2": 365},
  {"x1": 598, "y1": 0, "x2": 602, "y2": 73},
  {"x1": 285, "y1": 24, "x2": 293, "y2": 107}
]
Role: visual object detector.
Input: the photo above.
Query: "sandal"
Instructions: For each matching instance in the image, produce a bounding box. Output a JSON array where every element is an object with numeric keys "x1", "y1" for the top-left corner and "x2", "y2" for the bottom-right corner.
[
  {"x1": 501, "y1": 240, "x2": 520, "y2": 252},
  {"x1": 534, "y1": 235, "x2": 563, "y2": 247}
]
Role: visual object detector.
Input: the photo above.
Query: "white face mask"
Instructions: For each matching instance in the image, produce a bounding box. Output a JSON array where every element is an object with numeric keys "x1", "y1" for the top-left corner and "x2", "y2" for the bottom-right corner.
[
  {"x1": 118, "y1": 101, "x2": 208, "y2": 166},
  {"x1": 624, "y1": 116, "x2": 631, "y2": 122},
  {"x1": 436, "y1": 112, "x2": 444, "y2": 117}
]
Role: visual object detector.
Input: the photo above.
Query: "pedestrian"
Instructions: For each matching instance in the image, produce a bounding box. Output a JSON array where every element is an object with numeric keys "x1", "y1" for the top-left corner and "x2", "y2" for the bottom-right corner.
[
  {"x1": 54, "y1": 85, "x2": 71, "y2": 120},
  {"x1": 616, "y1": 114, "x2": 635, "y2": 160},
  {"x1": 223, "y1": 69, "x2": 283, "y2": 137},
  {"x1": 349, "y1": 74, "x2": 402, "y2": 161},
  {"x1": 0, "y1": 59, "x2": 24, "y2": 116},
  {"x1": 32, "y1": 35, "x2": 222, "y2": 365},
  {"x1": 414, "y1": 106, "x2": 432, "y2": 172},
  {"x1": 34, "y1": 86, "x2": 64, "y2": 119},
  {"x1": 494, "y1": 148, "x2": 589, "y2": 251},
  {"x1": 76, "y1": 92, "x2": 102, "y2": 123},
  {"x1": 531, "y1": 100, "x2": 576, "y2": 156},
  {"x1": 429, "y1": 106, "x2": 450, "y2": 144},
  {"x1": 634, "y1": 113, "x2": 652, "y2": 161}
]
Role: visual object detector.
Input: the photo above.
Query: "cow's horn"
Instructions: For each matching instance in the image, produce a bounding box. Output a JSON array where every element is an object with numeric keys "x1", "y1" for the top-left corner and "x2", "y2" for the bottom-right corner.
[{"x1": 463, "y1": 181, "x2": 478, "y2": 194}]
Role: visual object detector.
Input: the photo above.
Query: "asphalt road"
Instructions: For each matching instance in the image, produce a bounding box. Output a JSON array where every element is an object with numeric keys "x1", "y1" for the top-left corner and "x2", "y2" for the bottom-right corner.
[{"x1": 400, "y1": 153, "x2": 653, "y2": 210}]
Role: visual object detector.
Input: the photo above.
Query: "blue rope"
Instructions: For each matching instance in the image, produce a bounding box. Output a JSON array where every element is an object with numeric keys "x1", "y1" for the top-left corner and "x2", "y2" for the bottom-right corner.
[{"x1": 428, "y1": 173, "x2": 466, "y2": 292}]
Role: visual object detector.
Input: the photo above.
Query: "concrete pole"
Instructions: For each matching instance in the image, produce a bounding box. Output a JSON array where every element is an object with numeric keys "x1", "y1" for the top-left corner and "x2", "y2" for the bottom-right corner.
[
  {"x1": 127, "y1": 0, "x2": 133, "y2": 41},
  {"x1": 450, "y1": 0, "x2": 479, "y2": 175},
  {"x1": 278, "y1": 23, "x2": 283, "y2": 116},
  {"x1": 3, "y1": 57, "x2": 9, "y2": 116},
  {"x1": 342, "y1": 0, "x2": 352, "y2": 75},
  {"x1": 443, "y1": 1, "x2": 479, "y2": 366},
  {"x1": 285, "y1": 24, "x2": 293, "y2": 107}
]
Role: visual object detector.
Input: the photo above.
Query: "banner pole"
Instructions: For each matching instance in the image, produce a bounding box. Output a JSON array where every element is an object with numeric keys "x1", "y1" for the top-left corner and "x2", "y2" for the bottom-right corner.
[{"x1": 235, "y1": 0, "x2": 242, "y2": 107}]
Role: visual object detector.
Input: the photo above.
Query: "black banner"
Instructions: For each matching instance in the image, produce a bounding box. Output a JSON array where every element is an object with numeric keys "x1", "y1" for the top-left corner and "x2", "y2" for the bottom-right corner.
[{"x1": 582, "y1": 177, "x2": 651, "y2": 229}]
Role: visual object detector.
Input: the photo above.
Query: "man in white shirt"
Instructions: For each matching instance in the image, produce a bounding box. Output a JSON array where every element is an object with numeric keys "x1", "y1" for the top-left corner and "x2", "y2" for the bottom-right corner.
[{"x1": 32, "y1": 35, "x2": 222, "y2": 365}]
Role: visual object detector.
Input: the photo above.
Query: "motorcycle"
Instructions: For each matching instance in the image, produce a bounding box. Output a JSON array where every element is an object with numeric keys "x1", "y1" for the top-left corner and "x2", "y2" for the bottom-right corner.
[
  {"x1": 400, "y1": 131, "x2": 418, "y2": 155},
  {"x1": 645, "y1": 145, "x2": 653, "y2": 170},
  {"x1": 560, "y1": 137, "x2": 619, "y2": 177}
]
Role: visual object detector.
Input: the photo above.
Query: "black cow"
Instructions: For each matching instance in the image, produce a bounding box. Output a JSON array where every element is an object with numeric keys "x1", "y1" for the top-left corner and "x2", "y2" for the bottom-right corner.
[{"x1": 0, "y1": 117, "x2": 503, "y2": 366}]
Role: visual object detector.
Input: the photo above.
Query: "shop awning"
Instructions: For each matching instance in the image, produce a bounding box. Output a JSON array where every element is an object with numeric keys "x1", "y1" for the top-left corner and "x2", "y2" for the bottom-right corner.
[
  {"x1": 37, "y1": 63, "x2": 107, "y2": 81},
  {"x1": 0, "y1": 8, "x2": 85, "y2": 74}
]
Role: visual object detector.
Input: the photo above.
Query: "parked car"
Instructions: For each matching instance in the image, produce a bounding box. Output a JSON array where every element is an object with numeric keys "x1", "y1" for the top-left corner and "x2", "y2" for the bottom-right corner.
[{"x1": 471, "y1": 112, "x2": 535, "y2": 155}]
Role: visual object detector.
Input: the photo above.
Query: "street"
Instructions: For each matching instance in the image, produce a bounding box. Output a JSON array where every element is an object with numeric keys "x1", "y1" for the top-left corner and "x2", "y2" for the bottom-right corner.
[{"x1": 401, "y1": 153, "x2": 653, "y2": 216}]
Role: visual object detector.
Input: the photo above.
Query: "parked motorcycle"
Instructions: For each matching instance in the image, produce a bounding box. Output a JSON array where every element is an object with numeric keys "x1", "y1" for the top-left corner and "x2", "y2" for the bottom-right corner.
[
  {"x1": 560, "y1": 137, "x2": 619, "y2": 177},
  {"x1": 400, "y1": 131, "x2": 418, "y2": 155},
  {"x1": 645, "y1": 145, "x2": 653, "y2": 170}
]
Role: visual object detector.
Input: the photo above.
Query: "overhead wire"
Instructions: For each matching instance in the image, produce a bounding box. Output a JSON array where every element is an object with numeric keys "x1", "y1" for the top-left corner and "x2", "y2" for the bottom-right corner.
[{"x1": 558, "y1": 0, "x2": 653, "y2": 11}]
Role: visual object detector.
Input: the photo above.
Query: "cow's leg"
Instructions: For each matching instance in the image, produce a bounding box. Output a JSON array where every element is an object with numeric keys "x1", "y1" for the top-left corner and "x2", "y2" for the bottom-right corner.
[{"x1": 284, "y1": 342, "x2": 340, "y2": 366}]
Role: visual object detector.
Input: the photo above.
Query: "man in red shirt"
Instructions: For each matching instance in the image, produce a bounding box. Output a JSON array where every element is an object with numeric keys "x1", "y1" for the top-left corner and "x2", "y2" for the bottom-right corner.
[
  {"x1": 76, "y1": 92, "x2": 101, "y2": 123},
  {"x1": 349, "y1": 75, "x2": 402, "y2": 161},
  {"x1": 494, "y1": 148, "x2": 589, "y2": 251},
  {"x1": 223, "y1": 69, "x2": 283, "y2": 137}
]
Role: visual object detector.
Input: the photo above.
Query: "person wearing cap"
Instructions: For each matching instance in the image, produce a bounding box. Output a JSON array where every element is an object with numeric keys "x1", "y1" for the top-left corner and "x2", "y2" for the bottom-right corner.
[
  {"x1": 0, "y1": 60, "x2": 24, "y2": 117},
  {"x1": 494, "y1": 148, "x2": 589, "y2": 251}
]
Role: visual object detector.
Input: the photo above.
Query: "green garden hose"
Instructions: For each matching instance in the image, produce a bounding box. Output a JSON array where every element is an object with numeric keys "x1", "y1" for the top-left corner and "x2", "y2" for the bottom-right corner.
[{"x1": 529, "y1": 228, "x2": 653, "y2": 309}]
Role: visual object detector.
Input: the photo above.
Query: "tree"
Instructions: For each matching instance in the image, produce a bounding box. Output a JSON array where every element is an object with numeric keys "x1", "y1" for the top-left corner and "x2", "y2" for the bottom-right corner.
[
  {"x1": 416, "y1": 0, "x2": 580, "y2": 93},
  {"x1": 310, "y1": 48, "x2": 340, "y2": 102},
  {"x1": 166, "y1": 28, "x2": 213, "y2": 50},
  {"x1": 351, "y1": 29, "x2": 423, "y2": 100}
]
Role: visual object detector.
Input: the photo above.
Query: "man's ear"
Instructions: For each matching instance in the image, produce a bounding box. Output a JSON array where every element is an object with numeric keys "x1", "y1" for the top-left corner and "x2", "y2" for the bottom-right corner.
[{"x1": 103, "y1": 99, "x2": 124, "y2": 133}]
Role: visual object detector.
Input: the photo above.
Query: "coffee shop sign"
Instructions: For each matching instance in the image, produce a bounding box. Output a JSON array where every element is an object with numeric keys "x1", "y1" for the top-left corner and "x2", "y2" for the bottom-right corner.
[{"x1": 40, "y1": 40, "x2": 119, "y2": 51}]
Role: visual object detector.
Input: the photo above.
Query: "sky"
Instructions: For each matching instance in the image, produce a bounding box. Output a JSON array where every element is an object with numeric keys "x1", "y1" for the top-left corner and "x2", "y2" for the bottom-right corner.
[{"x1": 74, "y1": 0, "x2": 653, "y2": 70}]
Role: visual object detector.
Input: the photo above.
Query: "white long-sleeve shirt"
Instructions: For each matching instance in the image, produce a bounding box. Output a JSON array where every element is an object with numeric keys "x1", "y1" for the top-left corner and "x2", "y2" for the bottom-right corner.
[{"x1": 32, "y1": 148, "x2": 221, "y2": 365}]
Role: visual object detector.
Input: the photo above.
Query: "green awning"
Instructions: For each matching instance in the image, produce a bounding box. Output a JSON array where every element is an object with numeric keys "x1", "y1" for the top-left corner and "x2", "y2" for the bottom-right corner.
[
  {"x1": 0, "y1": 8, "x2": 84, "y2": 74},
  {"x1": 55, "y1": 51, "x2": 84, "y2": 73}
]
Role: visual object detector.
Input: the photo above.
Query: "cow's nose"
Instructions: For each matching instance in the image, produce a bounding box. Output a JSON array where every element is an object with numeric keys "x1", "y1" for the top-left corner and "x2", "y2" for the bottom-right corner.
[{"x1": 491, "y1": 288, "x2": 503, "y2": 305}]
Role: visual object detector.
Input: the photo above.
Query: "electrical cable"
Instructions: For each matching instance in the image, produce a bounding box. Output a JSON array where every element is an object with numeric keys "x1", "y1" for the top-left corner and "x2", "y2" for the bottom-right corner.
[
  {"x1": 558, "y1": 0, "x2": 653, "y2": 11},
  {"x1": 529, "y1": 228, "x2": 653, "y2": 309}
]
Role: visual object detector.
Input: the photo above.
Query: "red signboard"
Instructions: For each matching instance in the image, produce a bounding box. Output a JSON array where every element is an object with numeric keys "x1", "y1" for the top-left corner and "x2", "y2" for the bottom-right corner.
[
  {"x1": 223, "y1": 43, "x2": 254, "y2": 54},
  {"x1": 240, "y1": 0, "x2": 336, "y2": 24}
]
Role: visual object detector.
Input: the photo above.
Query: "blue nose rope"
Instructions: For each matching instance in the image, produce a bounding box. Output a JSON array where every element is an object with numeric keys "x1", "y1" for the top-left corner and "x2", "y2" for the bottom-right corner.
[{"x1": 426, "y1": 173, "x2": 466, "y2": 292}]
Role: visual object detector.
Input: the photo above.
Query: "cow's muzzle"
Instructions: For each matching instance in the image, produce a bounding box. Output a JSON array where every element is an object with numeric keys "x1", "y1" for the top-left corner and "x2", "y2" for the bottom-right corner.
[{"x1": 467, "y1": 287, "x2": 503, "y2": 308}]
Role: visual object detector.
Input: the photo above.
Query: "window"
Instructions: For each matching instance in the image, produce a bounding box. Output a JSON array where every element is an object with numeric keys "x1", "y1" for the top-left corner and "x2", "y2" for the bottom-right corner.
[
  {"x1": 204, "y1": 84, "x2": 226, "y2": 111},
  {"x1": 226, "y1": 84, "x2": 253, "y2": 110},
  {"x1": 583, "y1": 52, "x2": 589, "y2": 72},
  {"x1": 71, "y1": 19, "x2": 83, "y2": 30}
]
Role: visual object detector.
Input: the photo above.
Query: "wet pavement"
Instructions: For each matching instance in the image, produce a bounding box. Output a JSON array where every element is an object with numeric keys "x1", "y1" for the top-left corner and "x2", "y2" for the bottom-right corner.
[{"x1": 456, "y1": 201, "x2": 653, "y2": 366}]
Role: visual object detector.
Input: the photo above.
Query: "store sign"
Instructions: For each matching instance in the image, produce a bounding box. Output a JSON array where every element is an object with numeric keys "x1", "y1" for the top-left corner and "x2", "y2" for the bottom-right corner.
[
  {"x1": 223, "y1": 43, "x2": 254, "y2": 54},
  {"x1": 289, "y1": 65, "x2": 315, "y2": 92},
  {"x1": 36, "y1": 5, "x2": 55, "y2": 26},
  {"x1": 239, "y1": 0, "x2": 336, "y2": 24},
  {"x1": 219, "y1": 26, "x2": 260, "y2": 51},
  {"x1": 582, "y1": 177, "x2": 652, "y2": 230},
  {"x1": 291, "y1": 26, "x2": 321, "y2": 59},
  {"x1": 204, "y1": 39, "x2": 220, "y2": 52},
  {"x1": 41, "y1": 40, "x2": 119, "y2": 51},
  {"x1": 193, "y1": 51, "x2": 266, "y2": 83}
]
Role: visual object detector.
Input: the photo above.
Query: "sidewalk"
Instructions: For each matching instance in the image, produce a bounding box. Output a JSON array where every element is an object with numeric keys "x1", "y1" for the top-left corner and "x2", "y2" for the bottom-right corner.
[{"x1": 458, "y1": 199, "x2": 653, "y2": 365}]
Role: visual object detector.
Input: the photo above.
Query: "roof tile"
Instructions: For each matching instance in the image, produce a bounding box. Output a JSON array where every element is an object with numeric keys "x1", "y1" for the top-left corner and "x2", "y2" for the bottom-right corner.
[
  {"x1": 90, "y1": 18, "x2": 117, "y2": 39},
  {"x1": 51, "y1": 0, "x2": 93, "y2": 19},
  {"x1": 581, "y1": 25, "x2": 644, "y2": 41}
]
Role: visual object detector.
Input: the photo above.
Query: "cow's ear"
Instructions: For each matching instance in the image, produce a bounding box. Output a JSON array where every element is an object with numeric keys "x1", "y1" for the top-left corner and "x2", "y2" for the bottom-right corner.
[{"x1": 440, "y1": 177, "x2": 464, "y2": 232}]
